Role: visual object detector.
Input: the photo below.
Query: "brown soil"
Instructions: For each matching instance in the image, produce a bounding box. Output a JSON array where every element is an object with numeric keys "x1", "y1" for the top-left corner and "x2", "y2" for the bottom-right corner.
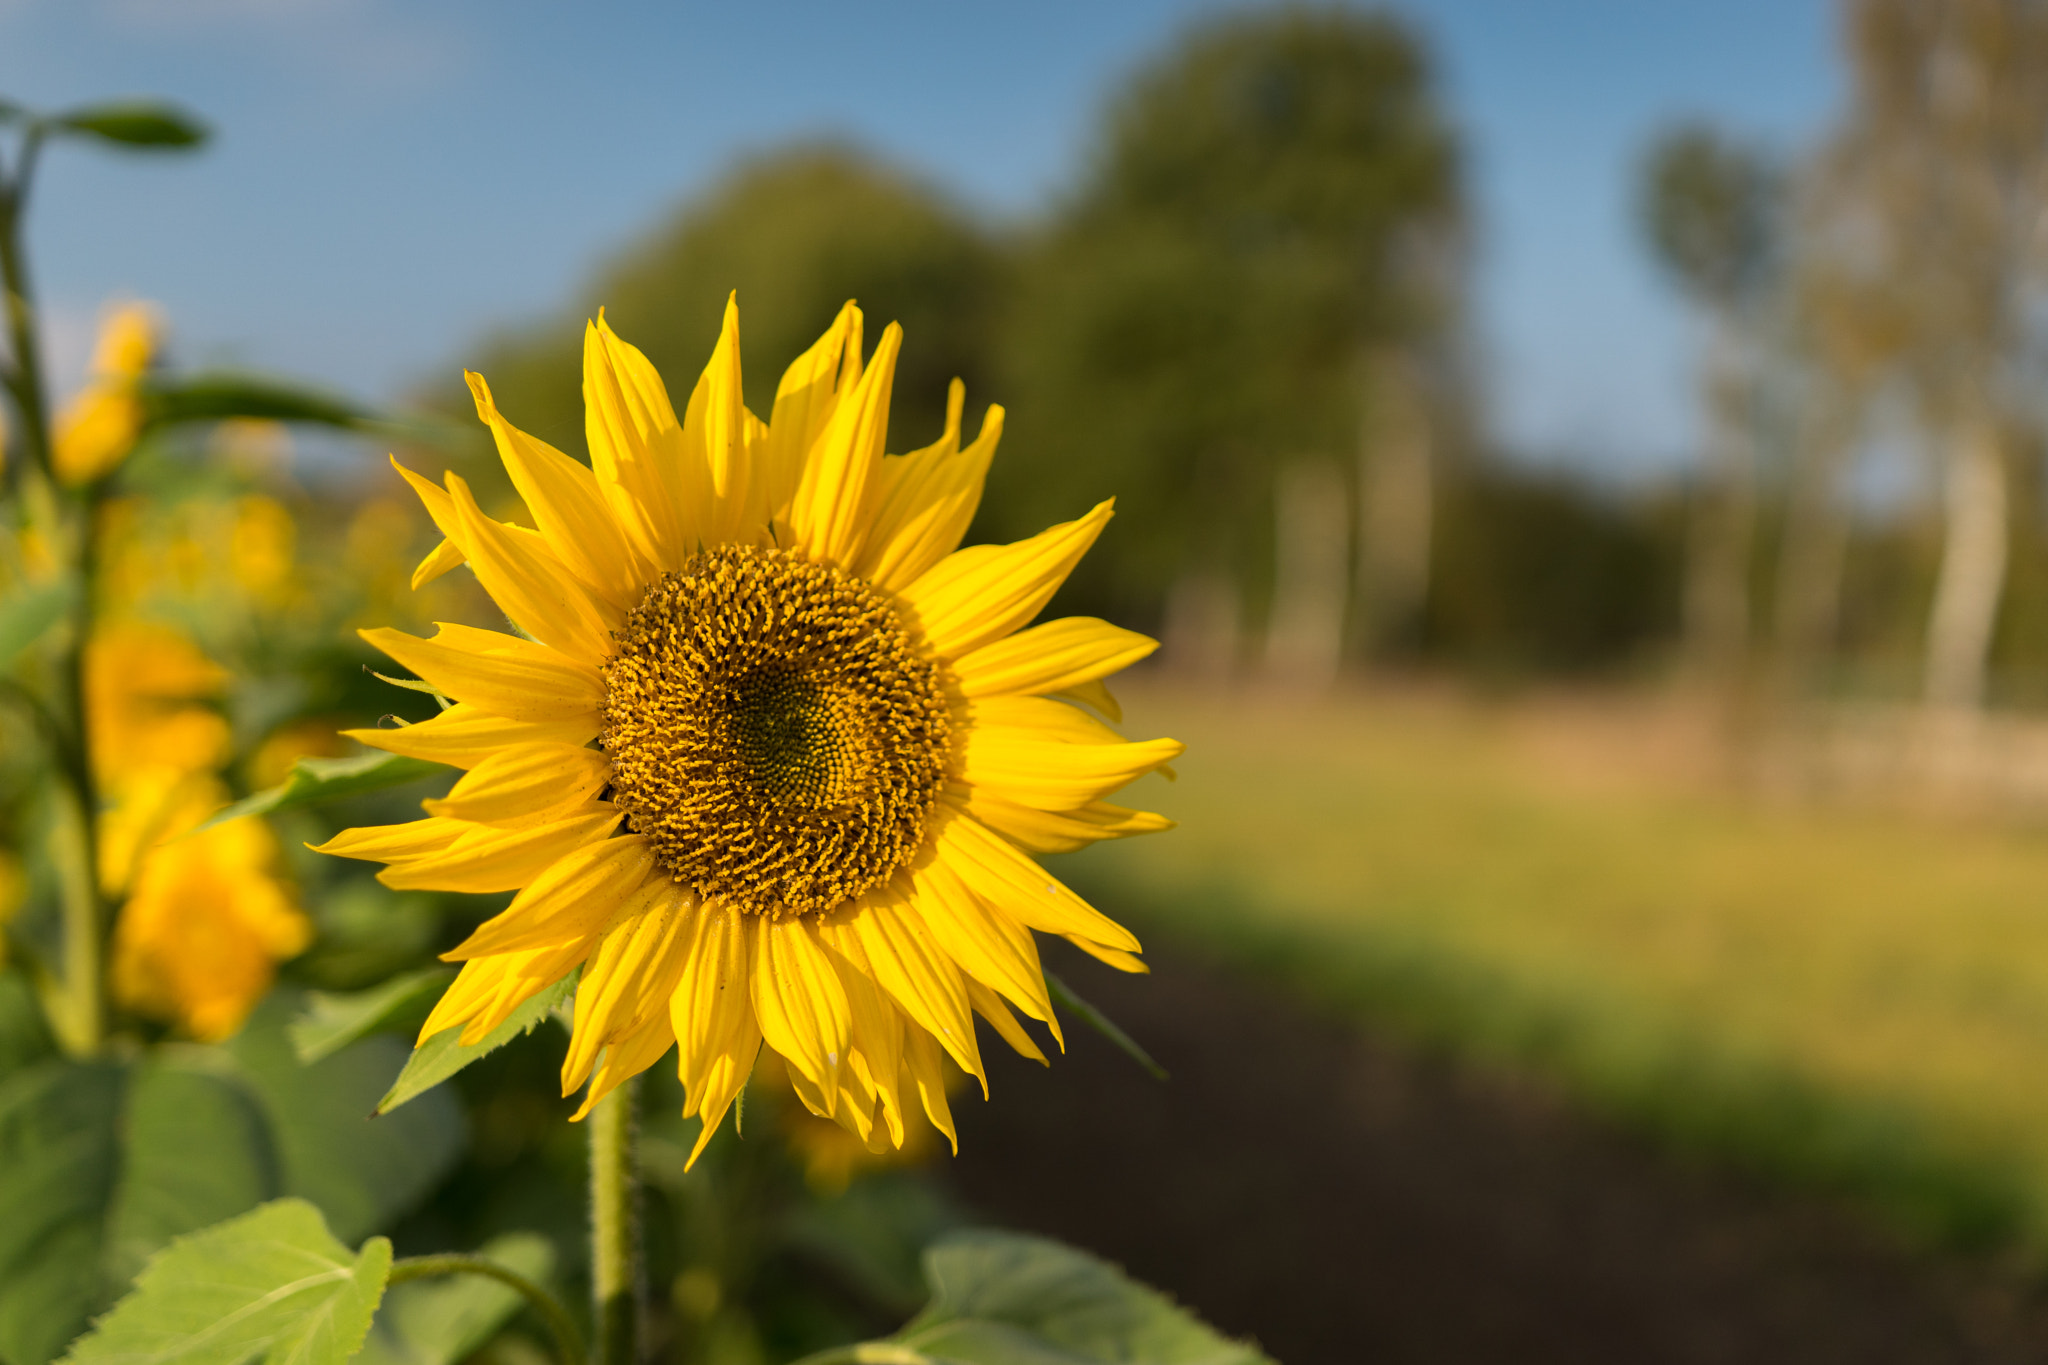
[{"x1": 943, "y1": 942, "x2": 2048, "y2": 1365}]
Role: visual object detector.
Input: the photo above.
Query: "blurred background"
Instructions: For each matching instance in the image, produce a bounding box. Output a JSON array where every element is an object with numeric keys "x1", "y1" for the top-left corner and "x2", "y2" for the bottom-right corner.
[{"x1": 28, "y1": 0, "x2": 2048, "y2": 1360}]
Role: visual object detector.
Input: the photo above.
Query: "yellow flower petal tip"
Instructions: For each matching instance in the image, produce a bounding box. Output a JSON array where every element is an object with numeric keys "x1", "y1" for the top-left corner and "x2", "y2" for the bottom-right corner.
[{"x1": 319, "y1": 298, "x2": 1177, "y2": 1155}]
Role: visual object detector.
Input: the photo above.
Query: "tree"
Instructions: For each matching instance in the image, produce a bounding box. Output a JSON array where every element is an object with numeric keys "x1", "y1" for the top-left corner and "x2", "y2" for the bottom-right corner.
[
  {"x1": 1638, "y1": 124, "x2": 1780, "y2": 696},
  {"x1": 992, "y1": 6, "x2": 1464, "y2": 676},
  {"x1": 442, "y1": 146, "x2": 1003, "y2": 494}
]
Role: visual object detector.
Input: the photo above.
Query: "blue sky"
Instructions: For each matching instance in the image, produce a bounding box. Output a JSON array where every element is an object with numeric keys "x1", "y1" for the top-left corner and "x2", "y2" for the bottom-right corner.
[{"x1": 0, "y1": 0, "x2": 1838, "y2": 480}]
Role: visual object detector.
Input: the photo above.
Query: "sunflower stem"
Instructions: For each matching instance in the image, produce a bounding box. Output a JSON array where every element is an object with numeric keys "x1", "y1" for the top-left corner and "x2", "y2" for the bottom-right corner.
[
  {"x1": 389, "y1": 1254, "x2": 587, "y2": 1365},
  {"x1": 0, "y1": 116, "x2": 107, "y2": 1057},
  {"x1": 589, "y1": 1076, "x2": 640, "y2": 1365}
]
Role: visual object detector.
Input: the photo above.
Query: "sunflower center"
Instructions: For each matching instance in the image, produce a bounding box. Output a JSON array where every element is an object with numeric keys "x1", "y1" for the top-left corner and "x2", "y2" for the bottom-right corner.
[{"x1": 600, "y1": 544, "x2": 951, "y2": 918}]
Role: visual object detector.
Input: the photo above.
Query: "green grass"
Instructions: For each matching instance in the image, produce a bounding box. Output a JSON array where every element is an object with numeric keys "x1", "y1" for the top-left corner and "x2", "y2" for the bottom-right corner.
[{"x1": 1063, "y1": 686, "x2": 2048, "y2": 1255}]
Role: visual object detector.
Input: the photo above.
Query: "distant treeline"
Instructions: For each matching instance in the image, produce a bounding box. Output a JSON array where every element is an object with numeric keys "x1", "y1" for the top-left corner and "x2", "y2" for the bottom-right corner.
[{"x1": 412, "y1": 5, "x2": 2022, "y2": 697}]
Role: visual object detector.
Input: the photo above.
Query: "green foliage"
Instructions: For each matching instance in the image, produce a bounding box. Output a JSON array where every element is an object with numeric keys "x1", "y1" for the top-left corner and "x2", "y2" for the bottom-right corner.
[
  {"x1": 62, "y1": 1200, "x2": 389, "y2": 1365},
  {"x1": 829, "y1": 1230, "x2": 1269, "y2": 1365},
  {"x1": 1638, "y1": 124, "x2": 1779, "y2": 310},
  {"x1": 289, "y1": 968, "x2": 454, "y2": 1065},
  {"x1": 1043, "y1": 972, "x2": 1165, "y2": 1081},
  {"x1": 0, "y1": 1004, "x2": 459, "y2": 1363},
  {"x1": 453, "y1": 146, "x2": 1002, "y2": 484},
  {"x1": 377, "y1": 969, "x2": 575, "y2": 1115},
  {"x1": 49, "y1": 100, "x2": 208, "y2": 150},
  {"x1": 0, "y1": 575, "x2": 74, "y2": 670},
  {"x1": 354, "y1": 1234, "x2": 553, "y2": 1365},
  {"x1": 198, "y1": 753, "x2": 450, "y2": 835},
  {"x1": 990, "y1": 6, "x2": 1463, "y2": 617},
  {"x1": 141, "y1": 373, "x2": 374, "y2": 431}
]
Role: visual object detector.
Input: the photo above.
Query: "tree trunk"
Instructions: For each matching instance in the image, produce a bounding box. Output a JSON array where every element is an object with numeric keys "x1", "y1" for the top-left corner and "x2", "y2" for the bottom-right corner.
[
  {"x1": 1263, "y1": 459, "x2": 1350, "y2": 690},
  {"x1": 1923, "y1": 414, "x2": 2008, "y2": 713},
  {"x1": 1163, "y1": 568, "x2": 1242, "y2": 684},
  {"x1": 1355, "y1": 347, "x2": 1433, "y2": 657},
  {"x1": 1684, "y1": 319, "x2": 1758, "y2": 691},
  {"x1": 1771, "y1": 381, "x2": 1858, "y2": 702}
]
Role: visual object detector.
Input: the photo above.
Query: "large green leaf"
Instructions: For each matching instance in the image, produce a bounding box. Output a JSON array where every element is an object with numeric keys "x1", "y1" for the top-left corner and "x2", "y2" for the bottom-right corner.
[
  {"x1": 859, "y1": 1231, "x2": 1270, "y2": 1365},
  {"x1": 193, "y1": 752, "x2": 447, "y2": 836},
  {"x1": 141, "y1": 373, "x2": 368, "y2": 430},
  {"x1": 0, "y1": 576, "x2": 75, "y2": 670},
  {"x1": 62, "y1": 1200, "x2": 390, "y2": 1365},
  {"x1": 377, "y1": 969, "x2": 576, "y2": 1116},
  {"x1": 0, "y1": 1010, "x2": 462, "y2": 1363},
  {"x1": 229, "y1": 996, "x2": 465, "y2": 1245},
  {"x1": 289, "y1": 968, "x2": 454, "y2": 1066},
  {"x1": 353, "y1": 1234, "x2": 554, "y2": 1365},
  {"x1": 50, "y1": 100, "x2": 209, "y2": 149}
]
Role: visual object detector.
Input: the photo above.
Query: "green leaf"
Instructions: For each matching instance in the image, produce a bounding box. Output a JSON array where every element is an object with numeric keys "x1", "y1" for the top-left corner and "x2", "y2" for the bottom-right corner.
[
  {"x1": 289, "y1": 968, "x2": 455, "y2": 1066},
  {"x1": 51, "y1": 100, "x2": 208, "y2": 149},
  {"x1": 1044, "y1": 973, "x2": 1167, "y2": 1082},
  {"x1": 141, "y1": 372, "x2": 369, "y2": 429},
  {"x1": 0, "y1": 1057, "x2": 275, "y2": 1365},
  {"x1": 192, "y1": 751, "x2": 447, "y2": 835},
  {"x1": 0, "y1": 576, "x2": 76, "y2": 669},
  {"x1": 354, "y1": 1234, "x2": 554, "y2": 1365},
  {"x1": 228, "y1": 996, "x2": 465, "y2": 1245},
  {"x1": 884, "y1": 1230, "x2": 1270, "y2": 1365},
  {"x1": 62, "y1": 1199, "x2": 390, "y2": 1365},
  {"x1": 377, "y1": 970, "x2": 577, "y2": 1116}
]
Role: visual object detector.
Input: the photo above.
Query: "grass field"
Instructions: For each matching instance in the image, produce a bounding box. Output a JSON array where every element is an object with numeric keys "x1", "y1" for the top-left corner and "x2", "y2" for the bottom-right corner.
[{"x1": 1065, "y1": 683, "x2": 2048, "y2": 1256}]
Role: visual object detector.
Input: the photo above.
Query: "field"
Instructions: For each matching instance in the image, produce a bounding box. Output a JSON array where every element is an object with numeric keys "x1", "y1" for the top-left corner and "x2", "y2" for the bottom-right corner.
[{"x1": 1065, "y1": 682, "x2": 2048, "y2": 1254}]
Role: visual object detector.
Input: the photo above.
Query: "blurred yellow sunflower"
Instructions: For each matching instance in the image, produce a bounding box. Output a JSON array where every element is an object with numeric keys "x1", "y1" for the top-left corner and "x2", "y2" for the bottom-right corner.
[
  {"x1": 320, "y1": 299, "x2": 1179, "y2": 1161},
  {"x1": 90, "y1": 622, "x2": 311, "y2": 1040},
  {"x1": 54, "y1": 301, "x2": 158, "y2": 487}
]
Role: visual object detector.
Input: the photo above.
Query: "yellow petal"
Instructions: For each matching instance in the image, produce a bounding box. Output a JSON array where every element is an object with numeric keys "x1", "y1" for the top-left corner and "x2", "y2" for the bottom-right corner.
[
  {"x1": 896, "y1": 501, "x2": 1114, "y2": 659},
  {"x1": 563, "y1": 881, "x2": 693, "y2": 1096},
  {"x1": 311, "y1": 816, "x2": 468, "y2": 864},
  {"x1": 786, "y1": 322, "x2": 902, "y2": 568},
  {"x1": 573, "y1": 1007, "x2": 678, "y2": 1121},
  {"x1": 953, "y1": 617, "x2": 1158, "y2": 701},
  {"x1": 960, "y1": 729, "x2": 1184, "y2": 811},
  {"x1": 411, "y1": 537, "x2": 466, "y2": 590},
  {"x1": 902, "y1": 1025, "x2": 957, "y2": 1154},
  {"x1": 445, "y1": 833, "x2": 657, "y2": 960},
  {"x1": 679, "y1": 294, "x2": 752, "y2": 544},
  {"x1": 583, "y1": 314, "x2": 692, "y2": 567},
  {"x1": 422, "y1": 742, "x2": 613, "y2": 825},
  {"x1": 956, "y1": 788, "x2": 1173, "y2": 855},
  {"x1": 445, "y1": 472, "x2": 612, "y2": 664},
  {"x1": 929, "y1": 804, "x2": 1141, "y2": 955},
  {"x1": 856, "y1": 396, "x2": 1003, "y2": 592},
  {"x1": 344, "y1": 704, "x2": 598, "y2": 771},
  {"x1": 818, "y1": 892, "x2": 982, "y2": 1081},
  {"x1": 421, "y1": 943, "x2": 587, "y2": 1046},
  {"x1": 1063, "y1": 935, "x2": 1150, "y2": 975},
  {"x1": 763, "y1": 302, "x2": 863, "y2": 524},
  {"x1": 668, "y1": 901, "x2": 762, "y2": 1167},
  {"x1": 361, "y1": 624, "x2": 603, "y2": 724},
  {"x1": 962, "y1": 695, "x2": 1129, "y2": 745},
  {"x1": 1057, "y1": 677, "x2": 1122, "y2": 723},
  {"x1": 466, "y1": 372, "x2": 651, "y2": 608},
  {"x1": 748, "y1": 914, "x2": 852, "y2": 1112},
  {"x1": 376, "y1": 805, "x2": 622, "y2": 893},
  {"x1": 968, "y1": 978, "x2": 1047, "y2": 1064},
  {"x1": 905, "y1": 854, "x2": 1058, "y2": 1042}
]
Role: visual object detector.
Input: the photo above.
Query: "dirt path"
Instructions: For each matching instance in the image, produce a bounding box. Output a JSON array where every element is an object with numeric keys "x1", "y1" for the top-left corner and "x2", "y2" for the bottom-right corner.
[{"x1": 943, "y1": 943, "x2": 2048, "y2": 1365}]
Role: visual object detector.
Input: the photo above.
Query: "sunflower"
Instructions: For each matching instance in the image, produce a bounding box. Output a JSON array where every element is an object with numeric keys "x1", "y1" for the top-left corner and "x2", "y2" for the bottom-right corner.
[
  {"x1": 54, "y1": 301, "x2": 158, "y2": 487},
  {"x1": 319, "y1": 299, "x2": 1180, "y2": 1160}
]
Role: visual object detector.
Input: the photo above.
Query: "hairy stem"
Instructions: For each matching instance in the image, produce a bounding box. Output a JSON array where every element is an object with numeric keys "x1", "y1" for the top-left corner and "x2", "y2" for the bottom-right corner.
[
  {"x1": 589, "y1": 1077, "x2": 639, "y2": 1365},
  {"x1": 387, "y1": 1253, "x2": 588, "y2": 1365}
]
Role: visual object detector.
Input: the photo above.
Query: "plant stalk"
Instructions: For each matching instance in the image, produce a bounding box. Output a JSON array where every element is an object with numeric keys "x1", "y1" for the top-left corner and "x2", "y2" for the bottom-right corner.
[
  {"x1": 0, "y1": 120, "x2": 106, "y2": 1056},
  {"x1": 388, "y1": 1254, "x2": 588, "y2": 1365},
  {"x1": 589, "y1": 1077, "x2": 639, "y2": 1365}
]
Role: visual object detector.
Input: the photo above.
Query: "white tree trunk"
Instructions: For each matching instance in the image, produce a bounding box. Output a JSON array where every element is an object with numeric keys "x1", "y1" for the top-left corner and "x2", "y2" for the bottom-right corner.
[
  {"x1": 1356, "y1": 348, "x2": 1433, "y2": 654},
  {"x1": 1923, "y1": 415, "x2": 2008, "y2": 713},
  {"x1": 1771, "y1": 382, "x2": 1857, "y2": 699},
  {"x1": 1263, "y1": 459, "x2": 1350, "y2": 689},
  {"x1": 1163, "y1": 568, "x2": 1242, "y2": 684},
  {"x1": 1684, "y1": 320, "x2": 1757, "y2": 687}
]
